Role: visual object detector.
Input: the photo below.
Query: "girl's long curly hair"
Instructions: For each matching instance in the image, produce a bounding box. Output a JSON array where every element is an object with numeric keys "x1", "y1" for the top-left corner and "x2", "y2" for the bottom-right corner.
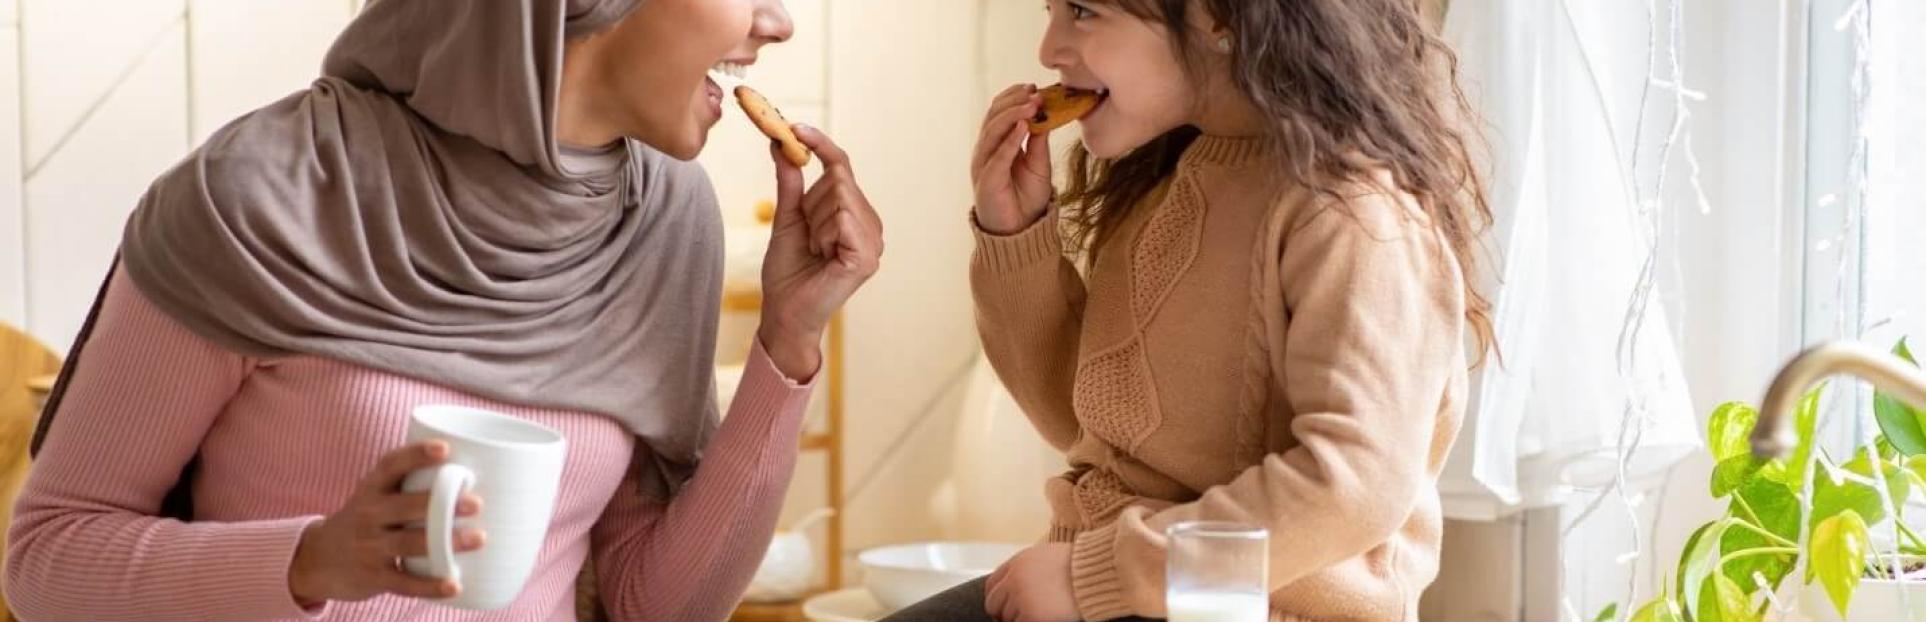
[{"x1": 1060, "y1": 0, "x2": 1494, "y2": 364}]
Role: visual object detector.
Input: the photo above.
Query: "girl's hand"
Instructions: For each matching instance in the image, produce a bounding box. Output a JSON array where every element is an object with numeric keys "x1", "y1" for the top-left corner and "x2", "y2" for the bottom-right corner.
[
  {"x1": 287, "y1": 441, "x2": 485, "y2": 606},
  {"x1": 972, "y1": 83, "x2": 1055, "y2": 236},
  {"x1": 758, "y1": 126, "x2": 885, "y2": 379},
  {"x1": 984, "y1": 542, "x2": 1079, "y2": 622}
]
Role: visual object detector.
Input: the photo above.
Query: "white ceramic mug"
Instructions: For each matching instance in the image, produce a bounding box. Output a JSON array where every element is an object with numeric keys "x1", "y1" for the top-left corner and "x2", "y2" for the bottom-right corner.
[{"x1": 401, "y1": 405, "x2": 567, "y2": 611}]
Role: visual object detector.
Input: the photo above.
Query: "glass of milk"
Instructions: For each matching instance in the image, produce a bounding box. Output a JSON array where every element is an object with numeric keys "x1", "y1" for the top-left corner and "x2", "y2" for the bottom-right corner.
[{"x1": 1165, "y1": 522, "x2": 1269, "y2": 622}]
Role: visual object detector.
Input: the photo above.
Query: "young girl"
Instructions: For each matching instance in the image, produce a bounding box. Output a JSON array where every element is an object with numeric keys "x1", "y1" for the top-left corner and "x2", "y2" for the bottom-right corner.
[{"x1": 890, "y1": 1, "x2": 1489, "y2": 620}]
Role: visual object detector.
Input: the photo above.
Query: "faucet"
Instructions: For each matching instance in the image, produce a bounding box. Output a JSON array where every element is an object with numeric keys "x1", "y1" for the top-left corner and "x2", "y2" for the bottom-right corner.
[{"x1": 1751, "y1": 341, "x2": 1926, "y2": 458}]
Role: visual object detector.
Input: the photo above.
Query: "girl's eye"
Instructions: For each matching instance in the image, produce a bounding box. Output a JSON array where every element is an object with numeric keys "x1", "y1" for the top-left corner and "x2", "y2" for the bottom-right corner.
[{"x1": 1067, "y1": 2, "x2": 1096, "y2": 19}]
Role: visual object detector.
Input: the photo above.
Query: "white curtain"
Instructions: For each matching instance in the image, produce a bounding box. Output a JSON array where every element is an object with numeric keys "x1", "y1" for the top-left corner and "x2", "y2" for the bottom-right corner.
[{"x1": 1440, "y1": 0, "x2": 1701, "y2": 520}]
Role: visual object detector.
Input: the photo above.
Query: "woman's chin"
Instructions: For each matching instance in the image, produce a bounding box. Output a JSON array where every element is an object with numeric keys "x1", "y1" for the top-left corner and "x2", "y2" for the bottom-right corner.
[
  {"x1": 655, "y1": 126, "x2": 710, "y2": 162},
  {"x1": 665, "y1": 141, "x2": 705, "y2": 161}
]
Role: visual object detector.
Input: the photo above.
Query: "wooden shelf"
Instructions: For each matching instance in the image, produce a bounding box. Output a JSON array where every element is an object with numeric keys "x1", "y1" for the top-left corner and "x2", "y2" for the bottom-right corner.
[
  {"x1": 724, "y1": 290, "x2": 764, "y2": 313},
  {"x1": 26, "y1": 374, "x2": 55, "y2": 394},
  {"x1": 720, "y1": 284, "x2": 846, "y2": 597},
  {"x1": 730, "y1": 600, "x2": 806, "y2": 622}
]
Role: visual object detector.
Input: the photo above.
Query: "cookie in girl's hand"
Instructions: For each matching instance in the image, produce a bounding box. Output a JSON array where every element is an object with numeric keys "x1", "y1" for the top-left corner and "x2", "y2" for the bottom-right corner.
[
  {"x1": 735, "y1": 85, "x2": 812, "y2": 168},
  {"x1": 1027, "y1": 84, "x2": 1104, "y2": 135}
]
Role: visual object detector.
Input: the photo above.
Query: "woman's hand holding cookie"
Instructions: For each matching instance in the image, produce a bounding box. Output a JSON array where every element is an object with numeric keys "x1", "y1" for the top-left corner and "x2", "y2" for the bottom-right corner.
[
  {"x1": 973, "y1": 84, "x2": 1054, "y2": 236},
  {"x1": 757, "y1": 126, "x2": 884, "y2": 380}
]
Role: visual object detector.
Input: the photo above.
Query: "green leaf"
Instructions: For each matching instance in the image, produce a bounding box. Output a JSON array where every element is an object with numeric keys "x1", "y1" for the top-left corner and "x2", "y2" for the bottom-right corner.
[
  {"x1": 1758, "y1": 390, "x2": 1826, "y2": 488},
  {"x1": 1878, "y1": 435, "x2": 1902, "y2": 461},
  {"x1": 1711, "y1": 454, "x2": 1767, "y2": 498},
  {"x1": 1707, "y1": 402, "x2": 1760, "y2": 464},
  {"x1": 1679, "y1": 520, "x2": 1727, "y2": 621},
  {"x1": 1592, "y1": 603, "x2": 1619, "y2": 622},
  {"x1": 1756, "y1": 460, "x2": 1791, "y2": 487},
  {"x1": 1787, "y1": 387, "x2": 1824, "y2": 485},
  {"x1": 1842, "y1": 448, "x2": 1910, "y2": 514},
  {"x1": 1676, "y1": 522, "x2": 1713, "y2": 605},
  {"x1": 1629, "y1": 598, "x2": 1685, "y2": 622},
  {"x1": 1907, "y1": 455, "x2": 1926, "y2": 491},
  {"x1": 1720, "y1": 478, "x2": 1801, "y2": 592},
  {"x1": 1876, "y1": 339, "x2": 1926, "y2": 457},
  {"x1": 1811, "y1": 458, "x2": 1890, "y2": 529},
  {"x1": 1694, "y1": 574, "x2": 1756, "y2": 622},
  {"x1": 1875, "y1": 393, "x2": 1926, "y2": 457},
  {"x1": 1811, "y1": 510, "x2": 1871, "y2": 620}
]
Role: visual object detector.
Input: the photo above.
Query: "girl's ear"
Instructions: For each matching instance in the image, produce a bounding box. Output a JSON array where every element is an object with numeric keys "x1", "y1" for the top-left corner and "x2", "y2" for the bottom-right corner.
[{"x1": 1192, "y1": 3, "x2": 1233, "y2": 55}]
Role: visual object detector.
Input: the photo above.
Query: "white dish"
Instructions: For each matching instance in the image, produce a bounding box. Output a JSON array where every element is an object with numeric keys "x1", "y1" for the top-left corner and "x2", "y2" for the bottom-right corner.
[
  {"x1": 803, "y1": 588, "x2": 888, "y2": 622},
  {"x1": 857, "y1": 541, "x2": 1023, "y2": 611}
]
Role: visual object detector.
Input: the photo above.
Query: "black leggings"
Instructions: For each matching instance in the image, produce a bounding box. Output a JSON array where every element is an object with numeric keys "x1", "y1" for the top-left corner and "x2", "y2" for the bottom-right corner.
[{"x1": 877, "y1": 577, "x2": 1162, "y2": 622}]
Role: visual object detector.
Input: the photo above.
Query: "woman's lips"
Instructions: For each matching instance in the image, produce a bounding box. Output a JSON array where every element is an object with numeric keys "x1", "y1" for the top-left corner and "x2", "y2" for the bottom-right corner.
[{"x1": 703, "y1": 75, "x2": 725, "y2": 119}]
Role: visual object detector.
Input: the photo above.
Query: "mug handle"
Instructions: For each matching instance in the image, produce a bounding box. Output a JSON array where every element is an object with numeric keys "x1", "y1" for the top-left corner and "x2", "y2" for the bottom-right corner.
[{"x1": 421, "y1": 463, "x2": 477, "y2": 586}]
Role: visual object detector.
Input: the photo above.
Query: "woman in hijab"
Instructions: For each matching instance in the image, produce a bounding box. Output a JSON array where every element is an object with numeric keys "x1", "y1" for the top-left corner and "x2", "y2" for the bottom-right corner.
[{"x1": 4, "y1": 0, "x2": 882, "y2": 619}]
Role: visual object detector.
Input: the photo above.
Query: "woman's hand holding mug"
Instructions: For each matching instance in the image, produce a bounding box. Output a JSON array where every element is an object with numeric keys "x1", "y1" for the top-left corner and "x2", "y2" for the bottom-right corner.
[{"x1": 288, "y1": 441, "x2": 485, "y2": 607}]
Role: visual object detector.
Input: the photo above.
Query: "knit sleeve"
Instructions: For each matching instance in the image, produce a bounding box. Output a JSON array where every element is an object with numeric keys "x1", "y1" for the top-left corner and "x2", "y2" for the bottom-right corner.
[
  {"x1": 969, "y1": 208, "x2": 1087, "y2": 451},
  {"x1": 591, "y1": 338, "x2": 817, "y2": 622},
  {"x1": 1069, "y1": 193, "x2": 1465, "y2": 620},
  {"x1": 5, "y1": 268, "x2": 329, "y2": 621}
]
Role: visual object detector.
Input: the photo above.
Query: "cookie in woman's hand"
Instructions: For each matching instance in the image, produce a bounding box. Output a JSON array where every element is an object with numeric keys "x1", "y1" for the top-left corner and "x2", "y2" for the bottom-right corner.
[
  {"x1": 735, "y1": 85, "x2": 812, "y2": 168},
  {"x1": 1027, "y1": 84, "x2": 1104, "y2": 135}
]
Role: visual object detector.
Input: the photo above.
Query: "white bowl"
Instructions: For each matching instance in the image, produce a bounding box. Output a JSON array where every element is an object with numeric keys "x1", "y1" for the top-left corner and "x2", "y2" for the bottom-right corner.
[
  {"x1": 858, "y1": 542, "x2": 1023, "y2": 611},
  {"x1": 803, "y1": 588, "x2": 888, "y2": 622}
]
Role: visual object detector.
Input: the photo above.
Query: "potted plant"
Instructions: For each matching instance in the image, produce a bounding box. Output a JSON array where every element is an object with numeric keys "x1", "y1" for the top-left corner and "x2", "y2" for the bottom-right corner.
[{"x1": 1612, "y1": 339, "x2": 1926, "y2": 622}]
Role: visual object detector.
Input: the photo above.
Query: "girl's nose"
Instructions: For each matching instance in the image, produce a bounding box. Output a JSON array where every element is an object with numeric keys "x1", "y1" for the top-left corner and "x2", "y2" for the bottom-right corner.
[{"x1": 1039, "y1": 18, "x2": 1074, "y2": 71}]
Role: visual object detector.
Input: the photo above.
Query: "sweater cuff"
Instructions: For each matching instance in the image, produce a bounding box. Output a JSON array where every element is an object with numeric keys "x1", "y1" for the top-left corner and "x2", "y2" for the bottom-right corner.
[
  {"x1": 1071, "y1": 523, "x2": 1136, "y2": 621},
  {"x1": 251, "y1": 516, "x2": 332, "y2": 620},
  {"x1": 748, "y1": 335, "x2": 821, "y2": 390},
  {"x1": 971, "y1": 209, "x2": 1064, "y2": 274}
]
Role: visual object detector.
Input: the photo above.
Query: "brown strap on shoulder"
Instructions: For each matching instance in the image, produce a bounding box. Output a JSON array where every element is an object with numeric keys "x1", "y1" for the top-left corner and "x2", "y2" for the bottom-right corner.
[
  {"x1": 29, "y1": 259, "x2": 117, "y2": 457},
  {"x1": 31, "y1": 256, "x2": 197, "y2": 519}
]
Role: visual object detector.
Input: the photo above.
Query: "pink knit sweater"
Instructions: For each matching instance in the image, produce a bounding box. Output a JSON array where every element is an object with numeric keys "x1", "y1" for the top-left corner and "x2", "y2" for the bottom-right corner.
[{"x1": 6, "y1": 270, "x2": 817, "y2": 621}]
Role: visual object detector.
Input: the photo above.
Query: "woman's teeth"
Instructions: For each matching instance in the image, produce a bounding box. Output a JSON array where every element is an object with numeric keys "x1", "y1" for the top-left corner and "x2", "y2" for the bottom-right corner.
[{"x1": 709, "y1": 62, "x2": 749, "y2": 84}]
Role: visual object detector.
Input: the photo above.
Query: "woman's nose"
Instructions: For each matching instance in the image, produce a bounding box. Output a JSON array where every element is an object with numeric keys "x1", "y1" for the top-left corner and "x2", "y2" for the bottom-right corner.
[{"x1": 754, "y1": 0, "x2": 795, "y2": 45}]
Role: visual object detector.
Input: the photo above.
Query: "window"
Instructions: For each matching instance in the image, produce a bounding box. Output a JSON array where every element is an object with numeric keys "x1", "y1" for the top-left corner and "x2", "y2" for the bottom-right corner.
[{"x1": 1804, "y1": 0, "x2": 1926, "y2": 448}]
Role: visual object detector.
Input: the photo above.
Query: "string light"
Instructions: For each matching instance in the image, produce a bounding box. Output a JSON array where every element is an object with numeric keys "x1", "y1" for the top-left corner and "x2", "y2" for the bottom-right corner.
[{"x1": 1555, "y1": 0, "x2": 1705, "y2": 617}]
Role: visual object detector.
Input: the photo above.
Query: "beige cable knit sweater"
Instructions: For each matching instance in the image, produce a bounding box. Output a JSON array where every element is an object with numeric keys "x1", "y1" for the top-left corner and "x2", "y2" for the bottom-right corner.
[{"x1": 971, "y1": 134, "x2": 1469, "y2": 622}]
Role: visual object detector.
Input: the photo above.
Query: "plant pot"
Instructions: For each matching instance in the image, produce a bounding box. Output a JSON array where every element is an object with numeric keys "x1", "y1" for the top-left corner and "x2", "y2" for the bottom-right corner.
[{"x1": 1795, "y1": 577, "x2": 1926, "y2": 621}]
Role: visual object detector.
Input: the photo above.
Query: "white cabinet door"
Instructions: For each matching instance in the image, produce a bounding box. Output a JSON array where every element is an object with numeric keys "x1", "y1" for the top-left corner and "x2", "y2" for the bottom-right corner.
[
  {"x1": 22, "y1": 10, "x2": 189, "y2": 351},
  {"x1": 21, "y1": 0, "x2": 186, "y2": 167},
  {"x1": 187, "y1": 0, "x2": 353, "y2": 142},
  {"x1": 0, "y1": 17, "x2": 24, "y2": 329}
]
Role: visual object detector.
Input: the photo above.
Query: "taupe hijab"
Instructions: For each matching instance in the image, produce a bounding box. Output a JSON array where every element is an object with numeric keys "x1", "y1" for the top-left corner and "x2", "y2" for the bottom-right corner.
[{"x1": 40, "y1": 0, "x2": 728, "y2": 502}]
